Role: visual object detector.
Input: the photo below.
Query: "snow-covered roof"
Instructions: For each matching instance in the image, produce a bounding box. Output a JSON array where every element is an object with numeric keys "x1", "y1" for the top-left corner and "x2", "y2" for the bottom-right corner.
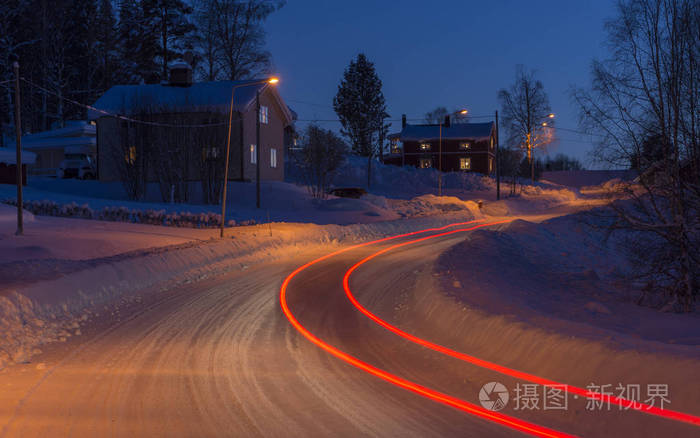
[
  {"x1": 0, "y1": 148, "x2": 36, "y2": 165},
  {"x1": 397, "y1": 122, "x2": 494, "y2": 142},
  {"x1": 23, "y1": 136, "x2": 96, "y2": 151},
  {"x1": 24, "y1": 121, "x2": 96, "y2": 140},
  {"x1": 89, "y1": 80, "x2": 293, "y2": 125},
  {"x1": 6, "y1": 121, "x2": 96, "y2": 151}
]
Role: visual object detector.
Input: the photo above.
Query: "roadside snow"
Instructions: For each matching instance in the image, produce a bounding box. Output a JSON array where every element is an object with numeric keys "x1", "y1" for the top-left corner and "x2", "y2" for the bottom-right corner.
[
  {"x1": 0, "y1": 206, "x2": 481, "y2": 370},
  {"x1": 437, "y1": 210, "x2": 700, "y2": 354}
]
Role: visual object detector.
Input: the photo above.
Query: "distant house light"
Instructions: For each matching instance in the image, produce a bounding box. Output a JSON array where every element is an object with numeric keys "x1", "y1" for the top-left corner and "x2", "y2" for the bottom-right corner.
[
  {"x1": 420, "y1": 142, "x2": 431, "y2": 151},
  {"x1": 459, "y1": 142, "x2": 471, "y2": 150},
  {"x1": 460, "y1": 157, "x2": 471, "y2": 170},
  {"x1": 420, "y1": 158, "x2": 432, "y2": 168},
  {"x1": 250, "y1": 144, "x2": 257, "y2": 163}
]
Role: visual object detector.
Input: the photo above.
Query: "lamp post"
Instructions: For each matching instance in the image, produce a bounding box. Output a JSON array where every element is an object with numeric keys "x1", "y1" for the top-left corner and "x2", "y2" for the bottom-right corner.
[
  {"x1": 220, "y1": 77, "x2": 279, "y2": 238},
  {"x1": 526, "y1": 113, "x2": 555, "y2": 183},
  {"x1": 438, "y1": 109, "x2": 468, "y2": 197}
]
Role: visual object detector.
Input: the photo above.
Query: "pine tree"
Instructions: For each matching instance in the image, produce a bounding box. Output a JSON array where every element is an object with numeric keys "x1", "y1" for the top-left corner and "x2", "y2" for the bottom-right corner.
[
  {"x1": 95, "y1": 0, "x2": 118, "y2": 91},
  {"x1": 117, "y1": 0, "x2": 147, "y2": 83},
  {"x1": 333, "y1": 53, "x2": 389, "y2": 188},
  {"x1": 141, "y1": 0, "x2": 194, "y2": 82}
]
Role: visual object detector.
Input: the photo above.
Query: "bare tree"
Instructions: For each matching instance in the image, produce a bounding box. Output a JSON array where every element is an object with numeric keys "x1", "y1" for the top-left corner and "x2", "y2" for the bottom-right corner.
[
  {"x1": 200, "y1": 0, "x2": 283, "y2": 81},
  {"x1": 424, "y1": 106, "x2": 470, "y2": 124},
  {"x1": 572, "y1": 0, "x2": 699, "y2": 311},
  {"x1": 296, "y1": 125, "x2": 347, "y2": 199},
  {"x1": 498, "y1": 65, "x2": 555, "y2": 182},
  {"x1": 424, "y1": 107, "x2": 448, "y2": 124}
]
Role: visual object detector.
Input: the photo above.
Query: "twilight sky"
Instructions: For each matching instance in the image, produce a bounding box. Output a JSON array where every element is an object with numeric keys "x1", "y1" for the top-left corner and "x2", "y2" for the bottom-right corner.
[{"x1": 266, "y1": 0, "x2": 618, "y2": 167}]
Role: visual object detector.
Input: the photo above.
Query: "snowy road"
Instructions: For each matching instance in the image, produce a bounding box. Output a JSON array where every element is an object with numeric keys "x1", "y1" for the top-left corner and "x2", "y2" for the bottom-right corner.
[{"x1": 1, "y1": 217, "x2": 699, "y2": 437}]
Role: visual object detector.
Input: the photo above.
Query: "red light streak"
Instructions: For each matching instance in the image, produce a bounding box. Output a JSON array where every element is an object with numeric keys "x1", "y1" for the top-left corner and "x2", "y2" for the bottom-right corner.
[
  {"x1": 342, "y1": 221, "x2": 700, "y2": 428},
  {"x1": 280, "y1": 220, "x2": 575, "y2": 437}
]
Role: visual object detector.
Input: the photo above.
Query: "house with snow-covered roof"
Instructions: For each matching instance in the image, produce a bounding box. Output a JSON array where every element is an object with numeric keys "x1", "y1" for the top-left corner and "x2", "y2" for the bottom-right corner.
[
  {"x1": 89, "y1": 63, "x2": 295, "y2": 187},
  {"x1": 385, "y1": 115, "x2": 496, "y2": 175},
  {"x1": 7, "y1": 120, "x2": 95, "y2": 177}
]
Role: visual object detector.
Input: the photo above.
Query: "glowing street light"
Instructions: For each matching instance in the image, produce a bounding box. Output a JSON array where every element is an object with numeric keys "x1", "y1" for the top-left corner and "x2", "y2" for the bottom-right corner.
[
  {"x1": 221, "y1": 77, "x2": 280, "y2": 238},
  {"x1": 525, "y1": 112, "x2": 555, "y2": 183}
]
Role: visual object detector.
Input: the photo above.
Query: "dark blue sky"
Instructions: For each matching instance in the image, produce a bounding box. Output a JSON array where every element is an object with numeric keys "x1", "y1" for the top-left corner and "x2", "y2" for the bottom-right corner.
[{"x1": 266, "y1": 1, "x2": 617, "y2": 166}]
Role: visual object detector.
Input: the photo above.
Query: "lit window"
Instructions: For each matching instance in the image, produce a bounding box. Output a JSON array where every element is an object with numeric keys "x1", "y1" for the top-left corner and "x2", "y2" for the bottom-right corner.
[
  {"x1": 259, "y1": 106, "x2": 269, "y2": 124},
  {"x1": 270, "y1": 148, "x2": 277, "y2": 168},
  {"x1": 250, "y1": 144, "x2": 257, "y2": 164},
  {"x1": 489, "y1": 157, "x2": 493, "y2": 172},
  {"x1": 125, "y1": 146, "x2": 136, "y2": 164},
  {"x1": 419, "y1": 158, "x2": 432, "y2": 168},
  {"x1": 459, "y1": 142, "x2": 471, "y2": 150},
  {"x1": 390, "y1": 139, "x2": 401, "y2": 154},
  {"x1": 460, "y1": 157, "x2": 471, "y2": 170},
  {"x1": 420, "y1": 143, "x2": 431, "y2": 151},
  {"x1": 490, "y1": 136, "x2": 494, "y2": 149}
]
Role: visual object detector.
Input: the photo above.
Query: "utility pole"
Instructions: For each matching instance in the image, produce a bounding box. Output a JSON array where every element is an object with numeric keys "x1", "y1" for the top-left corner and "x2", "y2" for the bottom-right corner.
[
  {"x1": 438, "y1": 122, "x2": 442, "y2": 196},
  {"x1": 495, "y1": 110, "x2": 500, "y2": 201},
  {"x1": 255, "y1": 90, "x2": 261, "y2": 209},
  {"x1": 527, "y1": 131, "x2": 534, "y2": 183},
  {"x1": 220, "y1": 84, "x2": 236, "y2": 238},
  {"x1": 13, "y1": 61, "x2": 23, "y2": 236}
]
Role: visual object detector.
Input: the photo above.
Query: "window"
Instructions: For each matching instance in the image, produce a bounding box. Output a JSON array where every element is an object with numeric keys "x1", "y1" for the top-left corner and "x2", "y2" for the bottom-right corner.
[
  {"x1": 270, "y1": 148, "x2": 277, "y2": 168},
  {"x1": 489, "y1": 157, "x2": 494, "y2": 172},
  {"x1": 125, "y1": 146, "x2": 136, "y2": 164},
  {"x1": 202, "y1": 146, "x2": 220, "y2": 160},
  {"x1": 390, "y1": 139, "x2": 401, "y2": 154},
  {"x1": 460, "y1": 157, "x2": 471, "y2": 170},
  {"x1": 259, "y1": 105, "x2": 269, "y2": 124},
  {"x1": 459, "y1": 142, "x2": 471, "y2": 150},
  {"x1": 419, "y1": 158, "x2": 432, "y2": 168},
  {"x1": 250, "y1": 144, "x2": 257, "y2": 164},
  {"x1": 490, "y1": 136, "x2": 494, "y2": 149},
  {"x1": 420, "y1": 142, "x2": 431, "y2": 151}
]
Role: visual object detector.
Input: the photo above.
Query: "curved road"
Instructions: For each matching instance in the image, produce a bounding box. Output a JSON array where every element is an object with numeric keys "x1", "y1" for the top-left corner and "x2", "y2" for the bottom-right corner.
[{"x1": 1, "y1": 221, "x2": 698, "y2": 437}]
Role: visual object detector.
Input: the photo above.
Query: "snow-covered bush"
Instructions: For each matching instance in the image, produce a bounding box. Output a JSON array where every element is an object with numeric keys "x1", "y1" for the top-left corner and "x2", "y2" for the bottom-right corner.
[{"x1": 1, "y1": 199, "x2": 255, "y2": 229}]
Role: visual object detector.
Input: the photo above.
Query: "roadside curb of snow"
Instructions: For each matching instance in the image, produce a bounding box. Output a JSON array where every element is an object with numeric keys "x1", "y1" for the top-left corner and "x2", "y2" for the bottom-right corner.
[{"x1": 0, "y1": 212, "x2": 479, "y2": 370}]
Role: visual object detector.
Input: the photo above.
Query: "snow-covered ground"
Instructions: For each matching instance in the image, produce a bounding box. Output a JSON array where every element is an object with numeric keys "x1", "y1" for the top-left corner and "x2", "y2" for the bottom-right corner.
[
  {"x1": 437, "y1": 209, "x2": 700, "y2": 356},
  {"x1": 0, "y1": 156, "x2": 669, "y2": 373}
]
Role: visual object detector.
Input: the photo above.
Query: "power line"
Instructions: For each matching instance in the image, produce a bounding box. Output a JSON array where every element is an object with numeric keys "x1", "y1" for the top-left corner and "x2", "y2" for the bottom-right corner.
[{"x1": 17, "y1": 78, "x2": 239, "y2": 129}]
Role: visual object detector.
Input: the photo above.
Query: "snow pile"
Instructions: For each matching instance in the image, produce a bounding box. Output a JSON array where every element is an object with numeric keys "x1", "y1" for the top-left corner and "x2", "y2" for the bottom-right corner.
[
  {"x1": 436, "y1": 211, "x2": 700, "y2": 350},
  {"x1": 386, "y1": 194, "x2": 483, "y2": 218},
  {"x1": 288, "y1": 154, "x2": 495, "y2": 200}
]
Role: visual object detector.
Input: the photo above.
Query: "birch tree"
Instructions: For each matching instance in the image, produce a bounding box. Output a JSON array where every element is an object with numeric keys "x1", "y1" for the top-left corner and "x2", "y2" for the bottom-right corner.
[{"x1": 573, "y1": 0, "x2": 699, "y2": 311}]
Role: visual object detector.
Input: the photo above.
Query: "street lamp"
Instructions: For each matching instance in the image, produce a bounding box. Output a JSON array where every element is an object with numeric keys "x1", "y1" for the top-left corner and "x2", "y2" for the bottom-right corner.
[
  {"x1": 526, "y1": 112, "x2": 555, "y2": 183},
  {"x1": 220, "y1": 77, "x2": 279, "y2": 238},
  {"x1": 438, "y1": 109, "x2": 468, "y2": 196}
]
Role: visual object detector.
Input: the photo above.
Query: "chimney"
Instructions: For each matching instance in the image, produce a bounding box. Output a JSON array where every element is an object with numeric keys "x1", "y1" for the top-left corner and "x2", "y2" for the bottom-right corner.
[
  {"x1": 444, "y1": 115, "x2": 451, "y2": 128},
  {"x1": 401, "y1": 114, "x2": 407, "y2": 128},
  {"x1": 169, "y1": 61, "x2": 193, "y2": 87}
]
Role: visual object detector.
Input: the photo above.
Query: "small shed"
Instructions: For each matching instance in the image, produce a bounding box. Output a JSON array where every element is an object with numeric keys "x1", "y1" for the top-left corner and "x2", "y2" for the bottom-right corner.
[{"x1": 0, "y1": 148, "x2": 36, "y2": 185}]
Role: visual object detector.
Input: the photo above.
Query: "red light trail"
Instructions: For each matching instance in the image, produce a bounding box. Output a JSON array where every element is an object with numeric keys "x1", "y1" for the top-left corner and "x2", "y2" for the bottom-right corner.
[
  {"x1": 280, "y1": 220, "x2": 575, "y2": 437},
  {"x1": 342, "y1": 221, "x2": 700, "y2": 428}
]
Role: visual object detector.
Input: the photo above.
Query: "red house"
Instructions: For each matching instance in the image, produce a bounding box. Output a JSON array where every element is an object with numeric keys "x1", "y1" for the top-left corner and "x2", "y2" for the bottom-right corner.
[{"x1": 384, "y1": 116, "x2": 496, "y2": 175}]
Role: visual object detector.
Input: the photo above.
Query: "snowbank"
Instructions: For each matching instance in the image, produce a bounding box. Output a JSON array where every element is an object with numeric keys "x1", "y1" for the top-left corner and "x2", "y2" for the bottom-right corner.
[
  {"x1": 436, "y1": 211, "x2": 700, "y2": 352},
  {"x1": 0, "y1": 211, "x2": 478, "y2": 370}
]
